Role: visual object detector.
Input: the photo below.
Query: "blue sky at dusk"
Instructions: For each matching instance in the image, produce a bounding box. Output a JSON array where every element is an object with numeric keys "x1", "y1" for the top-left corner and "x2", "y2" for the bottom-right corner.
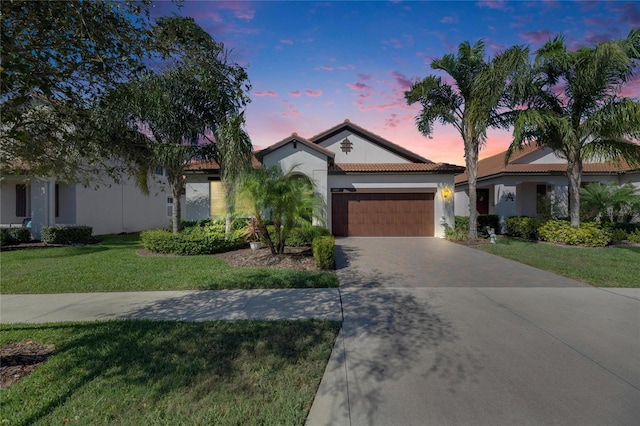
[{"x1": 151, "y1": 1, "x2": 640, "y2": 165}]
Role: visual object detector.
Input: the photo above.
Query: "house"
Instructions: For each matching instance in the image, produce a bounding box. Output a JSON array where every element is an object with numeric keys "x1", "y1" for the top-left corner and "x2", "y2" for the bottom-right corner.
[
  {"x1": 454, "y1": 145, "x2": 640, "y2": 225},
  {"x1": 0, "y1": 170, "x2": 174, "y2": 239},
  {"x1": 184, "y1": 120, "x2": 465, "y2": 237}
]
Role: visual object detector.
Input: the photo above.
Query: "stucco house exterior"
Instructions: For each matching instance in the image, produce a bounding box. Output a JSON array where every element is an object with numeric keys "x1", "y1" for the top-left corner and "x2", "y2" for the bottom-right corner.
[
  {"x1": 1, "y1": 171, "x2": 173, "y2": 239},
  {"x1": 454, "y1": 145, "x2": 640, "y2": 227},
  {"x1": 184, "y1": 120, "x2": 464, "y2": 237}
]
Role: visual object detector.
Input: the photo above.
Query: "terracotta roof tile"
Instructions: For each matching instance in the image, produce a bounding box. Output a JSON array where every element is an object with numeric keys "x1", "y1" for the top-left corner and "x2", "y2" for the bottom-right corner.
[
  {"x1": 331, "y1": 162, "x2": 465, "y2": 173},
  {"x1": 185, "y1": 155, "x2": 262, "y2": 172},
  {"x1": 455, "y1": 146, "x2": 638, "y2": 184}
]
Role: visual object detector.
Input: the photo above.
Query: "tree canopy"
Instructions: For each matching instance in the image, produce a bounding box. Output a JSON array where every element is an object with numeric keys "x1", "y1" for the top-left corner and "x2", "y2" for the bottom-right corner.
[
  {"x1": 102, "y1": 16, "x2": 252, "y2": 234},
  {"x1": 406, "y1": 40, "x2": 528, "y2": 238},
  {"x1": 0, "y1": 0, "x2": 157, "y2": 183},
  {"x1": 508, "y1": 29, "x2": 640, "y2": 227}
]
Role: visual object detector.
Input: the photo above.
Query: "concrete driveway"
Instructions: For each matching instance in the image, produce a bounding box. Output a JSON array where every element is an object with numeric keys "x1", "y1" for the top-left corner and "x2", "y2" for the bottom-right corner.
[{"x1": 307, "y1": 238, "x2": 640, "y2": 426}]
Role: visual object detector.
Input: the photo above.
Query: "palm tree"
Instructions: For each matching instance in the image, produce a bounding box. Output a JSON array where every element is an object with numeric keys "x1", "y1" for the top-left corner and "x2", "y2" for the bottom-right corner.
[
  {"x1": 508, "y1": 29, "x2": 640, "y2": 227},
  {"x1": 580, "y1": 182, "x2": 640, "y2": 223},
  {"x1": 406, "y1": 40, "x2": 528, "y2": 238},
  {"x1": 240, "y1": 166, "x2": 324, "y2": 255},
  {"x1": 213, "y1": 112, "x2": 253, "y2": 236}
]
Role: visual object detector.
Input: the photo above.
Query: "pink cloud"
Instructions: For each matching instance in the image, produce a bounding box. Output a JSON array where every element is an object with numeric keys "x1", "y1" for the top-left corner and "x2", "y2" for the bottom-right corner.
[
  {"x1": 618, "y1": 74, "x2": 640, "y2": 98},
  {"x1": 254, "y1": 91, "x2": 278, "y2": 97},
  {"x1": 305, "y1": 90, "x2": 323, "y2": 97},
  {"x1": 519, "y1": 30, "x2": 554, "y2": 43},
  {"x1": 218, "y1": 2, "x2": 255, "y2": 20},
  {"x1": 477, "y1": 1, "x2": 507, "y2": 10},
  {"x1": 282, "y1": 104, "x2": 300, "y2": 118},
  {"x1": 289, "y1": 90, "x2": 301, "y2": 97},
  {"x1": 347, "y1": 82, "x2": 373, "y2": 91},
  {"x1": 385, "y1": 113, "x2": 401, "y2": 128},
  {"x1": 609, "y1": 2, "x2": 640, "y2": 25},
  {"x1": 357, "y1": 74, "x2": 372, "y2": 81},
  {"x1": 338, "y1": 64, "x2": 356, "y2": 71},
  {"x1": 391, "y1": 71, "x2": 413, "y2": 91},
  {"x1": 321, "y1": 65, "x2": 334, "y2": 71}
]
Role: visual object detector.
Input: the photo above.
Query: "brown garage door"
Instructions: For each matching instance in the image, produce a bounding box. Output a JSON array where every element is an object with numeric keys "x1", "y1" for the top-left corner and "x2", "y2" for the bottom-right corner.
[{"x1": 332, "y1": 192, "x2": 434, "y2": 236}]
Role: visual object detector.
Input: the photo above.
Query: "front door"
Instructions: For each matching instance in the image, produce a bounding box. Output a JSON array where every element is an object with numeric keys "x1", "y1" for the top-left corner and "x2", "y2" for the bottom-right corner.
[{"x1": 477, "y1": 189, "x2": 489, "y2": 215}]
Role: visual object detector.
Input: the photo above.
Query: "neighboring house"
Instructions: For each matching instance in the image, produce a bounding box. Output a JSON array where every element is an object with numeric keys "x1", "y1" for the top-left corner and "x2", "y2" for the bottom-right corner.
[
  {"x1": 185, "y1": 119, "x2": 465, "y2": 237},
  {"x1": 0, "y1": 169, "x2": 174, "y2": 239},
  {"x1": 454, "y1": 145, "x2": 640, "y2": 227}
]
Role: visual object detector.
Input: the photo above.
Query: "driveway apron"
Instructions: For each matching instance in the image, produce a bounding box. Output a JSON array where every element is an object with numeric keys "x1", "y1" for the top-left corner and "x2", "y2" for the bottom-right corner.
[{"x1": 307, "y1": 237, "x2": 640, "y2": 426}]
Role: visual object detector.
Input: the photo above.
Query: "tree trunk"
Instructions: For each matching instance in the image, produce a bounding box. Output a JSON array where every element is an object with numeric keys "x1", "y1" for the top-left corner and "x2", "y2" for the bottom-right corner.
[
  {"x1": 257, "y1": 218, "x2": 276, "y2": 255},
  {"x1": 465, "y1": 136, "x2": 479, "y2": 239},
  {"x1": 566, "y1": 155, "x2": 582, "y2": 227},
  {"x1": 224, "y1": 182, "x2": 235, "y2": 237},
  {"x1": 172, "y1": 185, "x2": 182, "y2": 235}
]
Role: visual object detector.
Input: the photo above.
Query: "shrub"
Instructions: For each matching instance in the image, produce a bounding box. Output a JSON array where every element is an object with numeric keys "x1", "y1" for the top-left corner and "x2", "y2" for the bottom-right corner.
[
  {"x1": 454, "y1": 216, "x2": 470, "y2": 231},
  {"x1": 506, "y1": 216, "x2": 543, "y2": 240},
  {"x1": 608, "y1": 227, "x2": 629, "y2": 242},
  {"x1": 285, "y1": 226, "x2": 332, "y2": 247},
  {"x1": 538, "y1": 220, "x2": 610, "y2": 247},
  {"x1": 477, "y1": 214, "x2": 500, "y2": 233},
  {"x1": 41, "y1": 225, "x2": 93, "y2": 244},
  {"x1": 628, "y1": 230, "x2": 640, "y2": 244},
  {"x1": 312, "y1": 236, "x2": 335, "y2": 270},
  {"x1": 444, "y1": 227, "x2": 468, "y2": 242},
  {"x1": 0, "y1": 227, "x2": 31, "y2": 246},
  {"x1": 141, "y1": 225, "x2": 244, "y2": 255}
]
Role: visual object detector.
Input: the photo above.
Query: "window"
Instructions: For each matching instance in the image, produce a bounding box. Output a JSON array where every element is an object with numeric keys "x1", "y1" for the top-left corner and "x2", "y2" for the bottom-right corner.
[
  {"x1": 15, "y1": 184, "x2": 27, "y2": 217},
  {"x1": 167, "y1": 197, "x2": 173, "y2": 217}
]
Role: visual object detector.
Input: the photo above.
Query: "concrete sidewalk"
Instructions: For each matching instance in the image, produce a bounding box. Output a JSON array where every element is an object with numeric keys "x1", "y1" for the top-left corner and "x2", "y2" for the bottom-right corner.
[{"x1": 0, "y1": 288, "x2": 343, "y2": 323}]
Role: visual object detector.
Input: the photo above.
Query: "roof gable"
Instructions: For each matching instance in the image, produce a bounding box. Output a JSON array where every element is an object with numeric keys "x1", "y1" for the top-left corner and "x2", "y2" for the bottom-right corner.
[
  {"x1": 256, "y1": 134, "x2": 335, "y2": 161},
  {"x1": 310, "y1": 119, "x2": 431, "y2": 164}
]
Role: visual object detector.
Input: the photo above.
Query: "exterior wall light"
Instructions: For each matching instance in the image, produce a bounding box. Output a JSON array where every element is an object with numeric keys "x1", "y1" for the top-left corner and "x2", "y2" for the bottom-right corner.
[{"x1": 441, "y1": 187, "x2": 453, "y2": 199}]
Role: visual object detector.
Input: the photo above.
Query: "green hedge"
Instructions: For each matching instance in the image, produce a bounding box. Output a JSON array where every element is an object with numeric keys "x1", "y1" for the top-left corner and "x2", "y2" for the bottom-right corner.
[
  {"x1": 538, "y1": 220, "x2": 610, "y2": 247},
  {"x1": 454, "y1": 215, "x2": 499, "y2": 235},
  {"x1": 261, "y1": 225, "x2": 331, "y2": 247},
  {"x1": 629, "y1": 230, "x2": 640, "y2": 243},
  {"x1": 41, "y1": 225, "x2": 93, "y2": 244},
  {"x1": 312, "y1": 236, "x2": 335, "y2": 270},
  {"x1": 506, "y1": 216, "x2": 543, "y2": 240},
  {"x1": 141, "y1": 225, "x2": 244, "y2": 255},
  {"x1": 0, "y1": 227, "x2": 31, "y2": 246}
]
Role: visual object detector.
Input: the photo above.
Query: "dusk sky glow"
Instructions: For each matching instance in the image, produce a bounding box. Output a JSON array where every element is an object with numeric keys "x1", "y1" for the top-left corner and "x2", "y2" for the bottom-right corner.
[{"x1": 151, "y1": 0, "x2": 640, "y2": 166}]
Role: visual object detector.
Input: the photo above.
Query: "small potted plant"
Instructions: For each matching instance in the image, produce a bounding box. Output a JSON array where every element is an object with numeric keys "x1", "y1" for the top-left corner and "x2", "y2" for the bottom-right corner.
[{"x1": 242, "y1": 217, "x2": 262, "y2": 250}]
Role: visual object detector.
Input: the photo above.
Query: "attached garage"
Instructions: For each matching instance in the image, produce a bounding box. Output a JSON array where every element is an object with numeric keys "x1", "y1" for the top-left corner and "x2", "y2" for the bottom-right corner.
[{"x1": 332, "y1": 192, "x2": 434, "y2": 237}]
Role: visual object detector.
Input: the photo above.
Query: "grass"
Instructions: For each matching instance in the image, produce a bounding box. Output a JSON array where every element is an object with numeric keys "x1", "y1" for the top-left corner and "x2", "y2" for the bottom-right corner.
[
  {"x1": 0, "y1": 319, "x2": 340, "y2": 426},
  {"x1": 0, "y1": 234, "x2": 338, "y2": 293},
  {"x1": 478, "y1": 237, "x2": 640, "y2": 288}
]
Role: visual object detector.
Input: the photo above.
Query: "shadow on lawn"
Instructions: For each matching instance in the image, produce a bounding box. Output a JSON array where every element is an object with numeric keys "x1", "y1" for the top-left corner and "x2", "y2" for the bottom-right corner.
[{"x1": 6, "y1": 320, "x2": 339, "y2": 425}]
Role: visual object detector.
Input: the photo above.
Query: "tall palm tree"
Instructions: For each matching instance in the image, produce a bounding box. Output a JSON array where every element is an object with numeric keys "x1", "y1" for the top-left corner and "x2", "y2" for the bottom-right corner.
[
  {"x1": 213, "y1": 112, "x2": 253, "y2": 236},
  {"x1": 406, "y1": 40, "x2": 528, "y2": 238},
  {"x1": 508, "y1": 29, "x2": 640, "y2": 227}
]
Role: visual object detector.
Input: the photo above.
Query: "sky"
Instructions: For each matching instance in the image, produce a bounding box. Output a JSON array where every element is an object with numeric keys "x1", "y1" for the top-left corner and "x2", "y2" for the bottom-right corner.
[{"x1": 150, "y1": 0, "x2": 640, "y2": 166}]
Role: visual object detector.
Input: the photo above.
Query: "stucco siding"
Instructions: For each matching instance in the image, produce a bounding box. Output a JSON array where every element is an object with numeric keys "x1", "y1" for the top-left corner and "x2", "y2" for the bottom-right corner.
[{"x1": 318, "y1": 130, "x2": 408, "y2": 163}]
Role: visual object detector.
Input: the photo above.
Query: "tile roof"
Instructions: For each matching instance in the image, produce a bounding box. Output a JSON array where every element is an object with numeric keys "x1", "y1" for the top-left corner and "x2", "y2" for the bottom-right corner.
[
  {"x1": 455, "y1": 145, "x2": 638, "y2": 184},
  {"x1": 256, "y1": 133, "x2": 335, "y2": 160},
  {"x1": 185, "y1": 155, "x2": 262, "y2": 172},
  {"x1": 331, "y1": 162, "x2": 465, "y2": 173}
]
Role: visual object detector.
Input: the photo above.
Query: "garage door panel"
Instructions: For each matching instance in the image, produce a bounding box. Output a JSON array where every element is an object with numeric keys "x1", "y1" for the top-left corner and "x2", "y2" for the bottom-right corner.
[{"x1": 332, "y1": 192, "x2": 434, "y2": 237}]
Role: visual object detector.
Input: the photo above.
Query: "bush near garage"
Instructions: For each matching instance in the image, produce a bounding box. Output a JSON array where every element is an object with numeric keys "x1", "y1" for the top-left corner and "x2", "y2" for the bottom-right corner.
[
  {"x1": 628, "y1": 230, "x2": 640, "y2": 243},
  {"x1": 312, "y1": 236, "x2": 335, "y2": 270},
  {"x1": 41, "y1": 225, "x2": 93, "y2": 244},
  {"x1": 0, "y1": 227, "x2": 31, "y2": 246},
  {"x1": 262, "y1": 225, "x2": 331, "y2": 247},
  {"x1": 141, "y1": 225, "x2": 245, "y2": 255},
  {"x1": 505, "y1": 216, "x2": 543, "y2": 240},
  {"x1": 538, "y1": 220, "x2": 610, "y2": 247}
]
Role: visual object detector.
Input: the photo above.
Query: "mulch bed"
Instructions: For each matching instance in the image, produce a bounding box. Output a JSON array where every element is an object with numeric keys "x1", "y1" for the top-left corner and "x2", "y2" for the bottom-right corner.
[
  {"x1": 137, "y1": 246, "x2": 320, "y2": 271},
  {"x1": 0, "y1": 340, "x2": 55, "y2": 388}
]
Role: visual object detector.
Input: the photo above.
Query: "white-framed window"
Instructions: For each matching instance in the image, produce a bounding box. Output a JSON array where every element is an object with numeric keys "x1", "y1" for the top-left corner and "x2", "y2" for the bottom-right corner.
[{"x1": 167, "y1": 197, "x2": 173, "y2": 217}]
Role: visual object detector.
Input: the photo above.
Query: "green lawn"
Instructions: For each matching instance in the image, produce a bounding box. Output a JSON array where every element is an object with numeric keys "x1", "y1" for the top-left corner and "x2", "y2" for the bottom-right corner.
[
  {"x1": 0, "y1": 234, "x2": 338, "y2": 294},
  {"x1": 478, "y1": 237, "x2": 640, "y2": 288},
  {"x1": 0, "y1": 320, "x2": 340, "y2": 426}
]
